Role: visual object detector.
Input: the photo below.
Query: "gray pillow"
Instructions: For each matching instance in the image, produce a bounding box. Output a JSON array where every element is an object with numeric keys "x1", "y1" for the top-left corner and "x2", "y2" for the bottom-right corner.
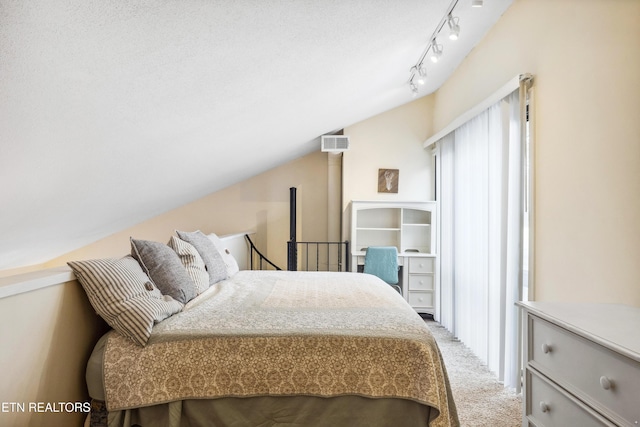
[
  {"x1": 175, "y1": 230, "x2": 229, "y2": 286},
  {"x1": 130, "y1": 238, "x2": 197, "y2": 304},
  {"x1": 68, "y1": 256, "x2": 183, "y2": 346}
]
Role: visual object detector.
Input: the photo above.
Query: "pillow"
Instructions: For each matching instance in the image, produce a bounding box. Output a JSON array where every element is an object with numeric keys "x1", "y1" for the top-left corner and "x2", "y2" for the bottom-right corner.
[
  {"x1": 207, "y1": 233, "x2": 240, "y2": 277},
  {"x1": 175, "y1": 230, "x2": 228, "y2": 285},
  {"x1": 68, "y1": 256, "x2": 183, "y2": 346},
  {"x1": 167, "y1": 236, "x2": 210, "y2": 295},
  {"x1": 130, "y1": 238, "x2": 196, "y2": 304}
]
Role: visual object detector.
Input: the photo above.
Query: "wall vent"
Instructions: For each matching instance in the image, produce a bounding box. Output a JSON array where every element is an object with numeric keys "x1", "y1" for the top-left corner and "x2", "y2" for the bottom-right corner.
[{"x1": 321, "y1": 135, "x2": 350, "y2": 152}]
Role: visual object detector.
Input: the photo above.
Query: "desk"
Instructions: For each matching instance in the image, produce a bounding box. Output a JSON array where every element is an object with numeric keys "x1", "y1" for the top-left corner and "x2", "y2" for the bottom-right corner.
[{"x1": 353, "y1": 252, "x2": 436, "y2": 314}]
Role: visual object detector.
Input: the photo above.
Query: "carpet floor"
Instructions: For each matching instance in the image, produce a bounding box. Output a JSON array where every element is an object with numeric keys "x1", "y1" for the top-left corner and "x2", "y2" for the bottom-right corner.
[{"x1": 425, "y1": 320, "x2": 522, "y2": 427}]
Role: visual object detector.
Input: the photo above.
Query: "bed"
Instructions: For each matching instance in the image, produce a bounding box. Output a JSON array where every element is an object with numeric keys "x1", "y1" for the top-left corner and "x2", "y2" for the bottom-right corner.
[{"x1": 69, "y1": 231, "x2": 459, "y2": 427}]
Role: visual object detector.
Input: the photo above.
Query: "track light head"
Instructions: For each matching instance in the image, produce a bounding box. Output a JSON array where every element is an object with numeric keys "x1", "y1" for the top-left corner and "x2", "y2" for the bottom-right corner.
[
  {"x1": 447, "y1": 15, "x2": 460, "y2": 40},
  {"x1": 409, "y1": 81, "x2": 419, "y2": 98},
  {"x1": 416, "y1": 65, "x2": 427, "y2": 85},
  {"x1": 410, "y1": 64, "x2": 427, "y2": 86},
  {"x1": 429, "y1": 41, "x2": 442, "y2": 63}
]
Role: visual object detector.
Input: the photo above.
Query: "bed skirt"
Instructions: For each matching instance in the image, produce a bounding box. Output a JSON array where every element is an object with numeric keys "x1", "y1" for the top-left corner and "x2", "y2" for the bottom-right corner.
[{"x1": 90, "y1": 395, "x2": 435, "y2": 427}]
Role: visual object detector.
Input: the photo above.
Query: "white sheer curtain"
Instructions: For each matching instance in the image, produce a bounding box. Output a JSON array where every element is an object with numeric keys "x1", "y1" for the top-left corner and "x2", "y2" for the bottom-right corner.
[
  {"x1": 438, "y1": 132, "x2": 455, "y2": 331},
  {"x1": 437, "y1": 90, "x2": 522, "y2": 390}
]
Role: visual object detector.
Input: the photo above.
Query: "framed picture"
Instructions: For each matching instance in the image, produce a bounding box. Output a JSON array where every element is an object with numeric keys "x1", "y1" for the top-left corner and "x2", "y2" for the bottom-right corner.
[{"x1": 378, "y1": 169, "x2": 399, "y2": 193}]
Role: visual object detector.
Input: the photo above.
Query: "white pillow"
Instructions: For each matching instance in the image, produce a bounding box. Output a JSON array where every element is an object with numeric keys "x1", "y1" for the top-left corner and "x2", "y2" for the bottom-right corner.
[{"x1": 207, "y1": 233, "x2": 240, "y2": 277}]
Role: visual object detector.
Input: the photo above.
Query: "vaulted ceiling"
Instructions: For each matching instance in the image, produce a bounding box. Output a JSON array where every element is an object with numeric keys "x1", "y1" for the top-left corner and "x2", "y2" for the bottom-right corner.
[{"x1": 0, "y1": 0, "x2": 512, "y2": 269}]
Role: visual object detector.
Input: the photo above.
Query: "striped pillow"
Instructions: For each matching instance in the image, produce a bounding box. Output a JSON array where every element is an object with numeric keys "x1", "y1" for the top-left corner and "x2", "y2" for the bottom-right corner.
[
  {"x1": 167, "y1": 236, "x2": 210, "y2": 295},
  {"x1": 68, "y1": 256, "x2": 183, "y2": 346}
]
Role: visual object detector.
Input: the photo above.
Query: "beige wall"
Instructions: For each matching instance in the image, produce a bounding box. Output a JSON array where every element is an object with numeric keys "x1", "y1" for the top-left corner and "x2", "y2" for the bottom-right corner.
[
  {"x1": 431, "y1": 0, "x2": 640, "y2": 305},
  {"x1": 342, "y1": 95, "x2": 436, "y2": 237},
  {"x1": 0, "y1": 278, "x2": 108, "y2": 426},
  {"x1": 45, "y1": 150, "x2": 329, "y2": 271}
]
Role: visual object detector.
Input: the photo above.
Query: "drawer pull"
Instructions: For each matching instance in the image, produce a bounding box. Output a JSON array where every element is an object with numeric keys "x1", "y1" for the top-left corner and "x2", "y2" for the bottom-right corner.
[
  {"x1": 539, "y1": 402, "x2": 549, "y2": 413},
  {"x1": 600, "y1": 376, "x2": 612, "y2": 390},
  {"x1": 541, "y1": 343, "x2": 552, "y2": 354}
]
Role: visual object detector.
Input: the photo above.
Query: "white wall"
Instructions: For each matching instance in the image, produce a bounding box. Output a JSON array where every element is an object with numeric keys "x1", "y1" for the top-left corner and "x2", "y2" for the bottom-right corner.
[{"x1": 430, "y1": 0, "x2": 640, "y2": 305}]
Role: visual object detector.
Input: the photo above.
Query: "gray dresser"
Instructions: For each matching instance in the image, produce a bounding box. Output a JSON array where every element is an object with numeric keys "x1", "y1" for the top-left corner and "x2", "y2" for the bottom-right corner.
[{"x1": 517, "y1": 302, "x2": 640, "y2": 427}]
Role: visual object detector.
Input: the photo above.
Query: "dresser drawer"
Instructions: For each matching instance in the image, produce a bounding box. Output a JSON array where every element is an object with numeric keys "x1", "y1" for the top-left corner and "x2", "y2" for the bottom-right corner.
[
  {"x1": 408, "y1": 291, "x2": 433, "y2": 308},
  {"x1": 408, "y1": 258, "x2": 434, "y2": 274},
  {"x1": 529, "y1": 315, "x2": 640, "y2": 426},
  {"x1": 408, "y1": 274, "x2": 434, "y2": 291},
  {"x1": 526, "y1": 368, "x2": 615, "y2": 427}
]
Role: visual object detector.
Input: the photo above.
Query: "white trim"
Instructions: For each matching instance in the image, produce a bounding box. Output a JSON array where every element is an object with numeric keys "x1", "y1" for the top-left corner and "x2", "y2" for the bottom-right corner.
[
  {"x1": 219, "y1": 231, "x2": 255, "y2": 242},
  {"x1": 423, "y1": 74, "x2": 531, "y2": 148},
  {"x1": 0, "y1": 266, "x2": 75, "y2": 299}
]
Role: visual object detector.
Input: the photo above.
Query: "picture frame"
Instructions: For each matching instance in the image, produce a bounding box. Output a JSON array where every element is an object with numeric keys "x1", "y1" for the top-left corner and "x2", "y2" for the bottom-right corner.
[{"x1": 378, "y1": 169, "x2": 399, "y2": 193}]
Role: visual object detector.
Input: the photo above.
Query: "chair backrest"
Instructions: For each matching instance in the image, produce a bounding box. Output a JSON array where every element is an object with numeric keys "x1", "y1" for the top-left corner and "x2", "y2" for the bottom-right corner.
[{"x1": 363, "y1": 246, "x2": 399, "y2": 285}]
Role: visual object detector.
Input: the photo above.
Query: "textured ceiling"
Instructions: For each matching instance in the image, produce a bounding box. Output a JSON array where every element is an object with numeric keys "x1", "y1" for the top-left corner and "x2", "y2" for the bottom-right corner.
[{"x1": 0, "y1": 0, "x2": 512, "y2": 269}]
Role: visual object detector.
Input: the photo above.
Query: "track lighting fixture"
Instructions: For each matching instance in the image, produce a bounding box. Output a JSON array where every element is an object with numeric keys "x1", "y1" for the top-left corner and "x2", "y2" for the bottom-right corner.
[
  {"x1": 408, "y1": 0, "x2": 469, "y2": 96},
  {"x1": 447, "y1": 15, "x2": 460, "y2": 40}
]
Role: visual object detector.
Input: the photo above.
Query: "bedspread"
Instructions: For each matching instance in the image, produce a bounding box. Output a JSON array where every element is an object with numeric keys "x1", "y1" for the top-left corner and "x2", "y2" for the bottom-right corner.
[{"x1": 102, "y1": 270, "x2": 457, "y2": 427}]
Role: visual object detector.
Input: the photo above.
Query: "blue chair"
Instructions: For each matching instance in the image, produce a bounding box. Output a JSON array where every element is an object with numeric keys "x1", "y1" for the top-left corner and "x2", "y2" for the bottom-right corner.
[{"x1": 363, "y1": 246, "x2": 402, "y2": 294}]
